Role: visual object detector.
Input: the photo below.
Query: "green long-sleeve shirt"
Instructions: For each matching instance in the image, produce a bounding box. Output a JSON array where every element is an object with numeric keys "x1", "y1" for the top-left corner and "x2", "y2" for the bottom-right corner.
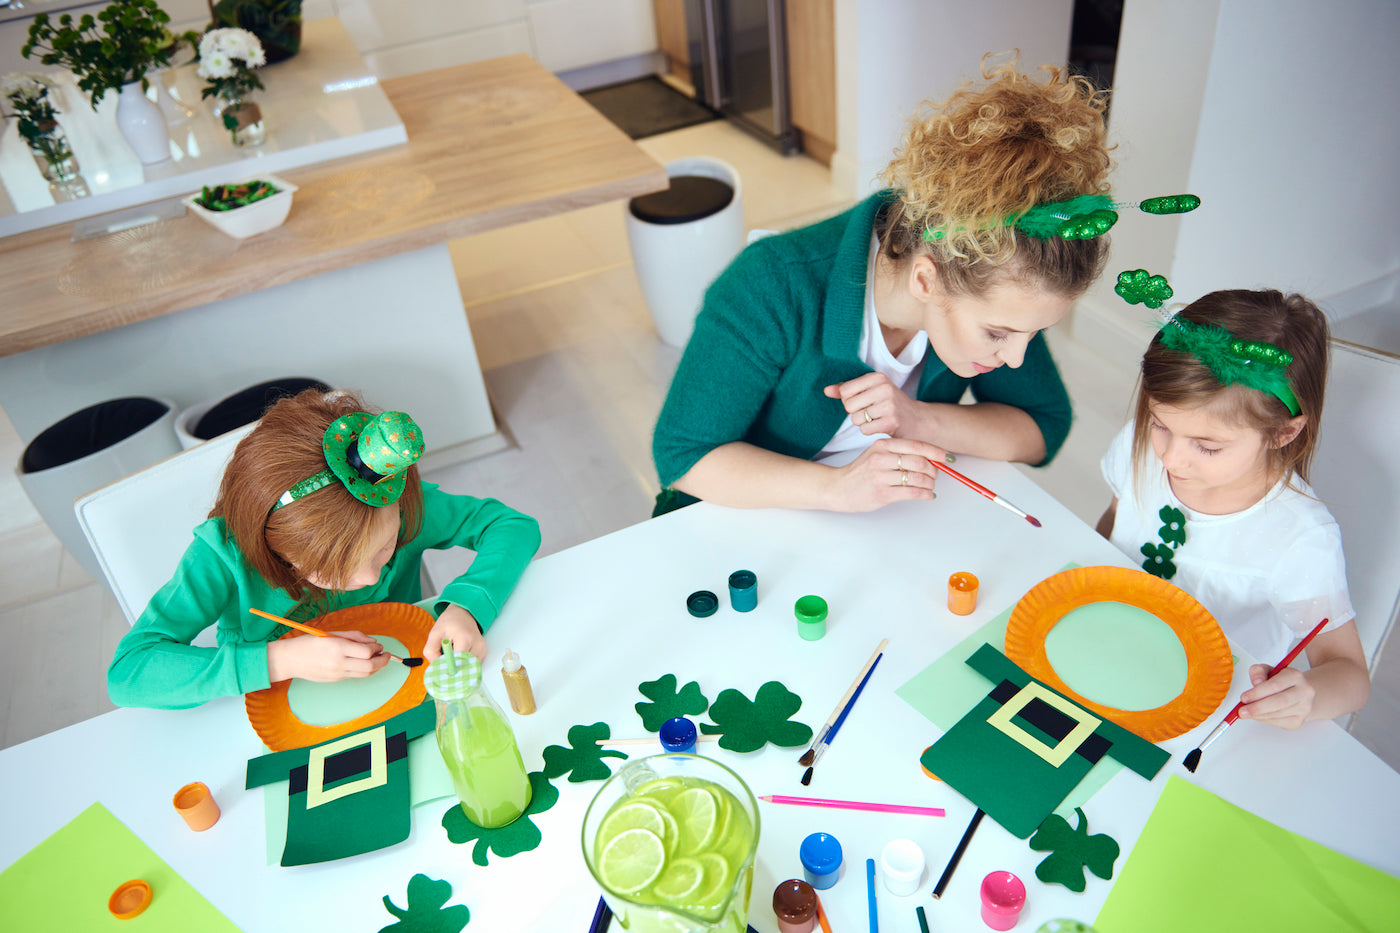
[
  {"x1": 653, "y1": 190, "x2": 1073, "y2": 491},
  {"x1": 107, "y1": 483, "x2": 541, "y2": 710}
]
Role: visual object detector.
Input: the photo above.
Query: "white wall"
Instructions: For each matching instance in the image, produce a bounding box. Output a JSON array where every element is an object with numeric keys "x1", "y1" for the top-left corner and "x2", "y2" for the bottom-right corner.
[
  {"x1": 1073, "y1": 0, "x2": 1400, "y2": 362},
  {"x1": 832, "y1": 0, "x2": 1075, "y2": 196}
]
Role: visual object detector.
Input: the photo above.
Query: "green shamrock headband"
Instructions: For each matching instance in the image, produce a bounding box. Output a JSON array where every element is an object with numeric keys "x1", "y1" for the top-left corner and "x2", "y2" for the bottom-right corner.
[
  {"x1": 921, "y1": 193, "x2": 1200, "y2": 243},
  {"x1": 269, "y1": 411, "x2": 426, "y2": 513},
  {"x1": 1155, "y1": 318, "x2": 1301, "y2": 417}
]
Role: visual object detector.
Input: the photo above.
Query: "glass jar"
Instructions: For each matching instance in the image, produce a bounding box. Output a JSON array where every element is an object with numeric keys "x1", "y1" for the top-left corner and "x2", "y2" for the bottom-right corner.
[
  {"x1": 217, "y1": 93, "x2": 266, "y2": 148},
  {"x1": 24, "y1": 121, "x2": 80, "y2": 183},
  {"x1": 423, "y1": 646, "x2": 531, "y2": 828}
]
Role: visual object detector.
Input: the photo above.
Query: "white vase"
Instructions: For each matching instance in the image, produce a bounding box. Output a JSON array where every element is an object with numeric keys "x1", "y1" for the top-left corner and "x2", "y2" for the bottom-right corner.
[{"x1": 115, "y1": 82, "x2": 171, "y2": 165}]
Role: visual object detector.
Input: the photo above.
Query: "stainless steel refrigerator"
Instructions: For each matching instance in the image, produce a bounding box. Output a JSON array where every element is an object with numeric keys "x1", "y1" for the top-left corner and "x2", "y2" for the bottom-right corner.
[{"x1": 685, "y1": 0, "x2": 799, "y2": 153}]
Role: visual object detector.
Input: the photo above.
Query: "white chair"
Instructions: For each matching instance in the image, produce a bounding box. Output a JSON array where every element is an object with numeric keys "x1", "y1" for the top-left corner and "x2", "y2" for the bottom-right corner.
[
  {"x1": 74, "y1": 424, "x2": 254, "y2": 631},
  {"x1": 1311, "y1": 341, "x2": 1400, "y2": 670}
]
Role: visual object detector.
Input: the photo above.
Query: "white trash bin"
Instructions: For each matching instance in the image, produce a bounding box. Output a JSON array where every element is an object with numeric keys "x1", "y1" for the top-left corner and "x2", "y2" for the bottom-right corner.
[
  {"x1": 174, "y1": 376, "x2": 329, "y2": 449},
  {"x1": 626, "y1": 157, "x2": 745, "y2": 348}
]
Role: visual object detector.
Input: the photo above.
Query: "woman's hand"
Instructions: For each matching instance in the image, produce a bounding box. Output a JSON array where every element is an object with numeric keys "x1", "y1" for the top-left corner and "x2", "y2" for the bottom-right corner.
[
  {"x1": 266, "y1": 630, "x2": 388, "y2": 684},
  {"x1": 825, "y1": 374, "x2": 923, "y2": 439},
  {"x1": 1237, "y1": 665, "x2": 1315, "y2": 730},
  {"x1": 423, "y1": 605, "x2": 486, "y2": 663},
  {"x1": 825, "y1": 437, "x2": 944, "y2": 512}
]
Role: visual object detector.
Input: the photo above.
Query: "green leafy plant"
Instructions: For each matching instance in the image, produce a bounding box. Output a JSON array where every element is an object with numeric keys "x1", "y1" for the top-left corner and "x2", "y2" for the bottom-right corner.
[
  {"x1": 194, "y1": 180, "x2": 278, "y2": 211},
  {"x1": 21, "y1": 0, "x2": 177, "y2": 109},
  {"x1": 2, "y1": 73, "x2": 72, "y2": 166},
  {"x1": 210, "y1": 0, "x2": 304, "y2": 63},
  {"x1": 378, "y1": 874, "x2": 470, "y2": 933}
]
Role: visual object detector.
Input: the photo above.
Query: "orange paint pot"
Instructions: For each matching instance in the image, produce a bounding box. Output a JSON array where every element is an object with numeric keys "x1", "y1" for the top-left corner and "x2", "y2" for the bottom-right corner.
[
  {"x1": 948, "y1": 572, "x2": 979, "y2": 615},
  {"x1": 173, "y1": 781, "x2": 220, "y2": 831},
  {"x1": 109, "y1": 879, "x2": 152, "y2": 919}
]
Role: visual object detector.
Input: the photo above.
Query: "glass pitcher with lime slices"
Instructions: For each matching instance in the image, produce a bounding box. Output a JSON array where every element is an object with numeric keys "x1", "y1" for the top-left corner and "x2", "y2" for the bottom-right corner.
[
  {"x1": 583, "y1": 754, "x2": 760, "y2": 933},
  {"x1": 423, "y1": 642, "x2": 532, "y2": 828}
]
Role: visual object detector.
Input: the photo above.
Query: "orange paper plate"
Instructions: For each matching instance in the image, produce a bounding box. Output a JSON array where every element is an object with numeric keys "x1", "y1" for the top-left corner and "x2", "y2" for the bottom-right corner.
[
  {"x1": 245, "y1": 602, "x2": 432, "y2": 751},
  {"x1": 1004, "y1": 566, "x2": 1232, "y2": 742}
]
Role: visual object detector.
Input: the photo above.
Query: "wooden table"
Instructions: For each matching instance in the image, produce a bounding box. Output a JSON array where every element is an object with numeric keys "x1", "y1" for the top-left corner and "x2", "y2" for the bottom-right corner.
[
  {"x1": 0, "y1": 49, "x2": 666, "y2": 459},
  {"x1": 2, "y1": 461, "x2": 1396, "y2": 931}
]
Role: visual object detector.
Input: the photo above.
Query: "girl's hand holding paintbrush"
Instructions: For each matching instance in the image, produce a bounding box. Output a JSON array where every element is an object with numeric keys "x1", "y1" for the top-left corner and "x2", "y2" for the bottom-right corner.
[{"x1": 267, "y1": 629, "x2": 391, "y2": 683}]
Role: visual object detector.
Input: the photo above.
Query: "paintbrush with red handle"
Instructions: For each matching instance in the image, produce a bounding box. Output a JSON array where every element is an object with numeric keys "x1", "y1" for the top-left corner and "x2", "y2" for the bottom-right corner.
[
  {"x1": 926, "y1": 458, "x2": 1041, "y2": 527},
  {"x1": 1183, "y1": 617, "x2": 1329, "y2": 772}
]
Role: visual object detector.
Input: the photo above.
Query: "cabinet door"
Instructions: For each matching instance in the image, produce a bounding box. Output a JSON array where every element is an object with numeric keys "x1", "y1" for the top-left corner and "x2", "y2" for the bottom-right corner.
[
  {"x1": 785, "y1": 0, "x2": 835, "y2": 164},
  {"x1": 654, "y1": 0, "x2": 692, "y2": 83}
]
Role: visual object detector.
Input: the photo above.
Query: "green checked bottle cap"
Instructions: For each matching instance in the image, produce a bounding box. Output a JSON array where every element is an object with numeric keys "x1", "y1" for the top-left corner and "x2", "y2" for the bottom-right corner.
[{"x1": 423, "y1": 642, "x2": 482, "y2": 701}]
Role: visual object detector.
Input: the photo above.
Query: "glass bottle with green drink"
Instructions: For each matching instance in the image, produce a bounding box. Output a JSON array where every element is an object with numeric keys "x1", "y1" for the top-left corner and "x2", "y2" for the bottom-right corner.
[
  {"x1": 583, "y1": 754, "x2": 760, "y2": 933},
  {"x1": 423, "y1": 641, "x2": 531, "y2": 828}
]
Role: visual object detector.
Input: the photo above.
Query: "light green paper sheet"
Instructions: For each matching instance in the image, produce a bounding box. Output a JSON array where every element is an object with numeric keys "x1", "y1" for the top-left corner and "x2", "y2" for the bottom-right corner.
[
  {"x1": 1095, "y1": 776, "x2": 1400, "y2": 932},
  {"x1": 0, "y1": 802, "x2": 238, "y2": 932}
]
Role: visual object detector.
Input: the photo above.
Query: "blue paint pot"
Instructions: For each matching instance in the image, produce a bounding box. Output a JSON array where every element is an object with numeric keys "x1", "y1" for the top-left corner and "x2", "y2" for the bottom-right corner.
[{"x1": 799, "y1": 832, "x2": 843, "y2": 889}]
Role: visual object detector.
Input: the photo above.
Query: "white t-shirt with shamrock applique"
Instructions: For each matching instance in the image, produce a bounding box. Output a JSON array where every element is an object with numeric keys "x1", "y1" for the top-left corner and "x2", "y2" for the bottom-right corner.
[{"x1": 1100, "y1": 423, "x2": 1353, "y2": 664}]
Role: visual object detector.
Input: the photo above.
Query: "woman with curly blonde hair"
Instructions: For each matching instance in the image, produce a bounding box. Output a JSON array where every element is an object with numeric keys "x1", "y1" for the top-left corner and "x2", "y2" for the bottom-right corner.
[{"x1": 652, "y1": 61, "x2": 1112, "y2": 515}]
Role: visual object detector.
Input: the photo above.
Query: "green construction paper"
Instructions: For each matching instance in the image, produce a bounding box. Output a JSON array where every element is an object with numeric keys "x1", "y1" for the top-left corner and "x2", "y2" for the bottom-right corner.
[
  {"x1": 379, "y1": 873, "x2": 470, "y2": 932},
  {"x1": 636, "y1": 675, "x2": 709, "y2": 732},
  {"x1": 921, "y1": 645, "x2": 1169, "y2": 838},
  {"x1": 1028, "y1": 808, "x2": 1120, "y2": 892},
  {"x1": 1095, "y1": 777, "x2": 1400, "y2": 932},
  {"x1": 0, "y1": 802, "x2": 238, "y2": 932},
  {"x1": 247, "y1": 701, "x2": 436, "y2": 866},
  {"x1": 262, "y1": 725, "x2": 454, "y2": 865},
  {"x1": 441, "y1": 771, "x2": 560, "y2": 866},
  {"x1": 541, "y1": 722, "x2": 628, "y2": 783},
  {"x1": 287, "y1": 635, "x2": 412, "y2": 726},
  {"x1": 699, "y1": 681, "x2": 813, "y2": 752},
  {"x1": 1044, "y1": 603, "x2": 1187, "y2": 711}
]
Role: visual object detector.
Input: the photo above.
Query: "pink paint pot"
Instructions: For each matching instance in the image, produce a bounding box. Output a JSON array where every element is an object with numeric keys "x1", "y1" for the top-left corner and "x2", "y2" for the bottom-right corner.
[{"x1": 980, "y1": 871, "x2": 1026, "y2": 930}]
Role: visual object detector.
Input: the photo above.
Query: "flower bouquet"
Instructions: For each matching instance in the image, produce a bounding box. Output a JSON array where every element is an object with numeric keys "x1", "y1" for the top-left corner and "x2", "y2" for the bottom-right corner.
[
  {"x1": 198, "y1": 27, "x2": 266, "y2": 147},
  {"x1": 2, "y1": 72, "x2": 80, "y2": 182}
]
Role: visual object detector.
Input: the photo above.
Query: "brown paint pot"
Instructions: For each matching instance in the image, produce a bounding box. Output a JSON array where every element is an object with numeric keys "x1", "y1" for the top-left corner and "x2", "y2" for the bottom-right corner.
[
  {"x1": 948, "y1": 572, "x2": 979, "y2": 615},
  {"x1": 772, "y1": 878, "x2": 817, "y2": 933},
  {"x1": 173, "y1": 781, "x2": 220, "y2": 831}
]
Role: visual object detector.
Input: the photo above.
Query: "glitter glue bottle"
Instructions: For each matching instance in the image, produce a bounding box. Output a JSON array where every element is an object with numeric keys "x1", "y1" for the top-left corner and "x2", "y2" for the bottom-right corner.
[
  {"x1": 424, "y1": 641, "x2": 531, "y2": 828},
  {"x1": 500, "y1": 650, "x2": 537, "y2": 715}
]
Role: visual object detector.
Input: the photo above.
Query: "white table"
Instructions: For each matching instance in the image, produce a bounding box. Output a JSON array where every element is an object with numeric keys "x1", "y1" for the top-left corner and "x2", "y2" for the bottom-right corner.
[{"x1": 2, "y1": 460, "x2": 1396, "y2": 931}]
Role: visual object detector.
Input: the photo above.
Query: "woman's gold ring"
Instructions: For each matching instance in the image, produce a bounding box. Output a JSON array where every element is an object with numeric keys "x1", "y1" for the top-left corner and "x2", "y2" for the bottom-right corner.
[
  {"x1": 897, "y1": 455, "x2": 903, "y2": 471},
  {"x1": 901, "y1": 470, "x2": 909, "y2": 486},
  {"x1": 864, "y1": 408, "x2": 873, "y2": 424}
]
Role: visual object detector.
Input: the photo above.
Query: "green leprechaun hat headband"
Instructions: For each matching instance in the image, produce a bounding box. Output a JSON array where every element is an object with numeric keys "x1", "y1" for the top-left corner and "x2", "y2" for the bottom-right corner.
[{"x1": 270, "y1": 411, "x2": 426, "y2": 512}]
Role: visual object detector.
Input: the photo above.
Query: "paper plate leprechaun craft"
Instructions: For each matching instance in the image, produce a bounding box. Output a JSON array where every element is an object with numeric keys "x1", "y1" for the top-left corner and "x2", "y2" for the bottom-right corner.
[{"x1": 271, "y1": 410, "x2": 426, "y2": 512}]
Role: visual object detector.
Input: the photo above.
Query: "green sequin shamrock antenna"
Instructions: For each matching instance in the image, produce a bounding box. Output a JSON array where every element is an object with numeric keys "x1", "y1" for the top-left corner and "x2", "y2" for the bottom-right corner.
[{"x1": 1116, "y1": 269, "x2": 1174, "y2": 309}]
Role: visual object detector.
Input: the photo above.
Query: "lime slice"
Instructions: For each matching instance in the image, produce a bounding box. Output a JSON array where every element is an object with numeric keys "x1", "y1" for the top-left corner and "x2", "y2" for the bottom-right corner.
[
  {"x1": 652, "y1": 857, "x2": 704, "y2": 904},
  {"x1": 637, "y1": 777, "x2": 683, "y2": 798},
  {"x1": 693, "y1": 852, "x2": 732, "y2": 906},
  {"x1": 598, "y1": 800, "x2": 666, "y2": 850},
  {"x1": 598, "y1": 828, "x2": 667, "y2": 894},
  {"x1": 656, "y1": 805, "x2": 680, "y2": 855},
  {"x1": 672, "y1": 787, "x2": 719, "y2": 851}
]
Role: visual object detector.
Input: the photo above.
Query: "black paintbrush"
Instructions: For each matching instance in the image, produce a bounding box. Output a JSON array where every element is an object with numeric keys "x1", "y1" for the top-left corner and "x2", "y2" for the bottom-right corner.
[
  {"x1": 801, "y1": 653, "x2": 882, "y2": 785},
  {"x1": 799, "y1": 639, "x2": 887, "y2": 766}
]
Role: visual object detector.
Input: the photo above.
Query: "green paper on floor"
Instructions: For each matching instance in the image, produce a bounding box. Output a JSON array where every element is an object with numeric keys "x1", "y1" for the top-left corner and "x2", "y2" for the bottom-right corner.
[
  {"x1": 542, "y1": 722, "x2": 628, "y2": 782},
  {"x1": 0, "y1": 802, "x2": 238, "y2": 932},
  {"x1": 379, "y1": 873, "x2": 470, "y2": 932},
  {"x1": 1095, "y1": 776, "x2": 1400, "y2": 932},
  {"x1": 636, "y1": 674, "x2": 709, "y2": 732},
  {"x1": 441, "y1": 771, "x2": 560, "y2": 866}
]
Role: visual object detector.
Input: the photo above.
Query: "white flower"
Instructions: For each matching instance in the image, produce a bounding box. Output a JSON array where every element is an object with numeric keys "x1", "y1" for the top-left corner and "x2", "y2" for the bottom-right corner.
[
  {"x1": 199, "y1": 27, "x2": 264, "y2": 67},
  {"x1": 198, "y1": 51, "x2": 236, "y2": 81}
]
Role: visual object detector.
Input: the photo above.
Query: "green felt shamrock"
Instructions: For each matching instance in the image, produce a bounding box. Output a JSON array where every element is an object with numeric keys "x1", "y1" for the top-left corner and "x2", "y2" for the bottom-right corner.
[
  {"x1": 379, "y1": 873, "x2": 470, "y2": 933},
  {"x1": 1028, "y1": 808, "x2": 1120, "y2": 892},
  {"x1": 542, "y1": 722, "x2": 628, "y2": 783},
  {"x1": 441, "y1": 771, "x2": 560, "y2": 866},
  {"x1": 699, "y1": 681, "x2": 813, "y2": 752},
  {"x1": 636, "y1": 674, "x2": 709, "y2": 732},
  {"x1": 1115, "y1": 269, "x2": 1174, "y2": 309},
  {"x1": 1157, "y1": 504, "x2": 1187, "y2": 548},
  {"x1": 1140, "y1": 542, "x2": 1177, "y2": 580}
]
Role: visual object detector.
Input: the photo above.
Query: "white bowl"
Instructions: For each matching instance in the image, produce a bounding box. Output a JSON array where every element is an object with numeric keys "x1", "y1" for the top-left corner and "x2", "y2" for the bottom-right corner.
[{"x1": 184, "y1": 175, "x2": 298, "y2": 239}]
